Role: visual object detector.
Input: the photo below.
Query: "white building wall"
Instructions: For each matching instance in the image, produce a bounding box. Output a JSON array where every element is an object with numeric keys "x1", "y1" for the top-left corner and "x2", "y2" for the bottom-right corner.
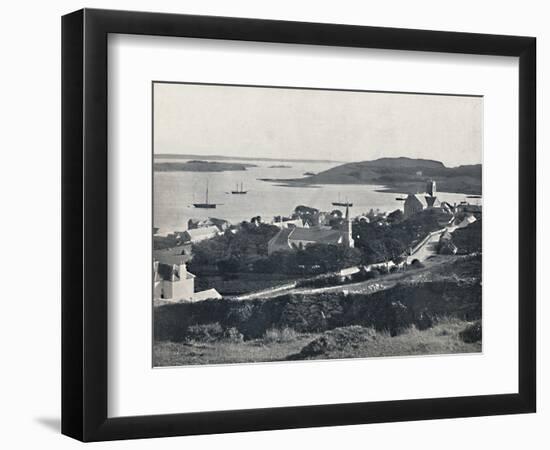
[{"x1": 169, "y1": 277, "x2": 195, "y2": 301}]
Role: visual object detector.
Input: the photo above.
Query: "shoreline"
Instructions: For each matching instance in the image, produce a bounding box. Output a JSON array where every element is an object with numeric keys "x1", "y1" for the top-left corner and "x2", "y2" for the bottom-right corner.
[
  {"x1": 155, "y1": 153, "x2": 345, "y2": 164},
  {"x1": 259, "y1": 178, "x2": 482, "y2": 196}
]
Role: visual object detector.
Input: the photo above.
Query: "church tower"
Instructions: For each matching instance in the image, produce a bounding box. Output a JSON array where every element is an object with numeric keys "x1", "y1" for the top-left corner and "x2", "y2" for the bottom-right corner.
[
  {"x1": 343, "y1": 205, "x2": 355, "y2": 248},
  {"x1": 426, "y1": 180, "x2": 437, "y2": 197}
]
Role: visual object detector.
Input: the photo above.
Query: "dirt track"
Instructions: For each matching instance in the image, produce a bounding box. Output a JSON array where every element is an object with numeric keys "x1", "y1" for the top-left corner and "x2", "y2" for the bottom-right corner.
[{"x1": 234, "y1": 255, "x2": 459, "y2": 300}]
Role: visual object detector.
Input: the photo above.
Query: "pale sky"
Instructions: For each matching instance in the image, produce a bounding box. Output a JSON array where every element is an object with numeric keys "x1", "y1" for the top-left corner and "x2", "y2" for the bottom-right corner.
[{"x1": 153, "y1": 82, "x2": 482, "y2": 167}]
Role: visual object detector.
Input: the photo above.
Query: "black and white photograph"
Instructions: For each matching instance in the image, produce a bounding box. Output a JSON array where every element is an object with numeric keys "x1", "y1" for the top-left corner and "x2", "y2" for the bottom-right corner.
[
  {"x1": 0, "y1": 0, "x2": 543, "y2": 446},
  {"x1": 152, "y1": 82, "x2": 483, "y2": 366}
]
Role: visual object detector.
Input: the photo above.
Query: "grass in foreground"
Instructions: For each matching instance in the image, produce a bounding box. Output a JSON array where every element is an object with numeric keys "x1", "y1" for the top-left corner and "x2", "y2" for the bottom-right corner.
[{"x1": 153, "y1": 319, "x2": 480, "y2": 367}]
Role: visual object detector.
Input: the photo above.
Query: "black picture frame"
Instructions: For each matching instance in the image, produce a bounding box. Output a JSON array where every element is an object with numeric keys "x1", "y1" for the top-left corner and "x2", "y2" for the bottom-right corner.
[{"x1": 62, "y1": 8, "x2": 536, "y2": 442}]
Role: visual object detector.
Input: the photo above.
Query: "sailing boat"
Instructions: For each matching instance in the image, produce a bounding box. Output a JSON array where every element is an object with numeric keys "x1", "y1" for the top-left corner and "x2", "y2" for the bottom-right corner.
[
  {"x1": 193, "y1": 180, "x2": 217, "y2": 208},
  {"x1": 332, "y1": 193, "x2": 353, "y2": 207},
  {"x1": 231, "y1": 182, "x2": 248, "y2": 195}
]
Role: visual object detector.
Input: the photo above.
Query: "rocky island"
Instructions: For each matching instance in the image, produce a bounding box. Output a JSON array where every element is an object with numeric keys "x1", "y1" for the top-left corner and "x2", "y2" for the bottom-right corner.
[
  {"x1": 261, "y1": 157, "x2": 482, "y2": 195},
  {"x1": 154, "y1": 160, "x2": 257, "y2": 172}
]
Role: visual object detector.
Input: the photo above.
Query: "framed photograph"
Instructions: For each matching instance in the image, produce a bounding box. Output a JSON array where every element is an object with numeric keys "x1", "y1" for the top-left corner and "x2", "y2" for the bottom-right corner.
[{"x1": 62, "y1": 8, "x2": 536, "y2": 441}]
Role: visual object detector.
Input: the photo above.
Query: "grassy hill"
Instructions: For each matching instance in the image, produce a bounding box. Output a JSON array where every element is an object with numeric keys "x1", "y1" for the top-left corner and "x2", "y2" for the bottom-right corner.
[
  {"x1": 274, "y1": 157, "x2": 482, "y2": 195},
  {"x1": 153, "y1": 255, "x2": 481, "y2": 365}
]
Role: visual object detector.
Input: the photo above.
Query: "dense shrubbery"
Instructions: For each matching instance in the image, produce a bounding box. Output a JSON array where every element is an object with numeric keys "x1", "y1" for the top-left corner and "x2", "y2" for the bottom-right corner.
[
  {"x1": 459, "y1": 320, "x2": 482, "y2": 343},
  {"x1": 188, "y1": 222, "x2": 279, "y2": 269},
  {"x1": 155, "y1": 278, "x2": 482, "y2": 342},
  {"x1": 452, "y1": 219, "x2": 482, "y2": 254},
  {"x1": 182, "y1": 322, "x2": 244, "y2": 343},
  {"x1": 386, "y1": 209, "x2": 404, "y2": 223},
  {"x1": 295, "y1": 267, "x2": 380, "y2": 289},
  {"x1": 188, "y1": 207, "x2": 453, "y2": 295},
  {"x1": 190, "y1": 222, "x2": 361, "y2": 277},
  {"x1": 410, "y1": 259, "x2": 425, "y2": 269},
  {"x1": 353, "y1": 209, "x2": 445, "y2": 264},
  {"x1": 193, "y1": 272, "x2": 300, "y2": 296},
  {"x1": 185, "y1": 323, "x2": 225, "y2": 342},
  {"x1": 263, "y1": 327, "x2": 298, "y2": 343},
  {"x1": 255, "y1": 244, "x2": 362, "y2": 275},
  {"x1": 290, "y1": 326, "x2": 376, "y2": 358},
  {"x1": 364, "y1": 269, "x2": 380, "y2": 279},
  {"x1": 191, "y1": 207, "x2": 448, "y2": 278},
  {"x1": 153, "y1": 234, "x2": 181, "y2": 250},
  {"x1": 296, "y1": 274, "x2": 346, "y2": 289}
]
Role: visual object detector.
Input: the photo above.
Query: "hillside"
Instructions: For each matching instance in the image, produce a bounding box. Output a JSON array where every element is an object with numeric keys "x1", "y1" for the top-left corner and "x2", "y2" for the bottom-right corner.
[
  {"x1": 153, "y1": 255, "x2": 482, "y2": 365},
  {"x1": 270, "y1": 157, "x2": 482, "y2": 195}
]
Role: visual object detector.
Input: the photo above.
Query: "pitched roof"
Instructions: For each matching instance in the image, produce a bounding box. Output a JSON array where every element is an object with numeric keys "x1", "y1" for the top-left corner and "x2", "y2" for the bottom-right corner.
[
  {"x1": 154, "y1": 245, "x2": 192, "y2": 265},
  {"x1": 288, "y1": 227, "x2": 344, "y2": 245},
  {"x1": 155, "y1": 262, "x2": 195, "y2": 281},
  {"x1": 192, "y1": 288, "x2": 222, "y2": 302},
  {"x1": 184, "y1": 226, "x2": 220, "y2": 240},
  {"x1": 268, "y1": 228, "x2": 293, "y2": 252},
  {"x1": 154, "y1": 253, "x2": 191, "y2": 265},
  {"x1": 457, "y1": 215, "x2": 477, "y2": 228},
  {"x1": 409, "y1": 194, "x2": 440, "y2": 208},
  {"x1": 276, "y1": 218, "x2": 303, "y2": 225}
]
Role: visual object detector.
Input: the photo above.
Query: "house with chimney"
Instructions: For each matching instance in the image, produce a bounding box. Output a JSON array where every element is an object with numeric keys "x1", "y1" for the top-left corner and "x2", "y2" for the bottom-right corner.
[{"x1": 153, "y1": 258, "x2": 221, "y2": 303}]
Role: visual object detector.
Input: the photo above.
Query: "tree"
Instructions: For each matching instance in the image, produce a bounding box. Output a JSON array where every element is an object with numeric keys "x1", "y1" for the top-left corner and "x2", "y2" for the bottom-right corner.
[
  {"x1": 188, "y1": 223, "x2": 279, "y2": 271},
  {"x1": 387, "y1": 209, "x2": 404, "y2": 223},
  {"x1": 217, "y1": 257, "x2": 243, "y2": 273},
  {"x1": 295, "y1": 244, "x2": 361, "y2": 272},
  {"x1": 294, "y1": 205, "x2": 320, "y2": 226}
]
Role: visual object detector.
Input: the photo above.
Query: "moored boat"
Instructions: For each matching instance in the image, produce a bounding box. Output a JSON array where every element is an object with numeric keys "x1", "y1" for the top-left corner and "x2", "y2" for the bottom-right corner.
[
  {"x1": 231, "y1": 182, "x2": 247, "y2": 195},
  {"x1": 193, "y1": 181, "x2": 218, "y2": 208}
]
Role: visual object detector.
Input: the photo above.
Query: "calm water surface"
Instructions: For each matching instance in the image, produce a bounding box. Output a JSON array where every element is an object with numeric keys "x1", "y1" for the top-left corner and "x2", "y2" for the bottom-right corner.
[{"x1": 154, "y1": 158, "x2": 480, "y2": 232}]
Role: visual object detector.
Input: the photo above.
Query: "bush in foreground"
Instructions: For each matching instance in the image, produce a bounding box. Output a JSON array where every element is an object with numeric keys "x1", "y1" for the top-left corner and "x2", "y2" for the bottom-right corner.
[
  {"x1": 263, "y1": 327, "x2": 298, "y2": 343},
  {"x1": 291, "y1": 326, "x2": 376, "y2": 358},
  {"x1": 184, "y1": 322, "x2": 244, "y2": 343},
  {"x1": 185, "y1": 322, "x2": 225, "y2": 342},
  {"x1": 459, "y1": 321, "x2": 482, "y2": 343},
  {"x1": 155, "y1": 278, "x2": 481, "y2": 342}
]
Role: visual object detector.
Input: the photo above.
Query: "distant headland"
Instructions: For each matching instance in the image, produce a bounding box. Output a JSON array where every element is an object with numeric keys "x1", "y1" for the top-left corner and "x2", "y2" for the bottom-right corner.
[
  {"x1": 154, "y1": 160, "x2": 256, "y2": 172},
  {"x1": 154, "y1": 153, "x2": 344, "y2": 164},
  {"x1": 260, "y1": 157, "x2": 482, "y2": 195}
]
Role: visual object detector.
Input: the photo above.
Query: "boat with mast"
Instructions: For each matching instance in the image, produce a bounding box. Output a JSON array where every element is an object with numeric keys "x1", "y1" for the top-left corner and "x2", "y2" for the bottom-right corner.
[
  {"x1": 332, "y1": 193, "x2": 353, "y2": 207},
  {"x1": 231, "y1": 182, "x2": 247, "y2": 195},
  {"x1": 193, "y1": 180, "x2": 217, "y2": 208}
]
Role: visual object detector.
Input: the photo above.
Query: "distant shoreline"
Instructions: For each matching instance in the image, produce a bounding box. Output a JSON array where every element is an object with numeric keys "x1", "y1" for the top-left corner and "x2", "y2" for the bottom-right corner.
[
  {"x1": 259, "y1": 178, "x2": 482, "y2": 196},
  {"x1": 155, "y1": 160, "x2": 256, "y2": 172},
  {"x1": 154, "y1": 153, "x2": 345, "y2": 164},
  {"x1": 258, "y1": 157, "x2": 482, "y2": 196}
]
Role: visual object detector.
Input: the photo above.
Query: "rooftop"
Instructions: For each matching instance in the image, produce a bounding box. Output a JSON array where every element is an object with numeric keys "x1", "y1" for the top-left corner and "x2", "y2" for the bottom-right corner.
[
  {"x1": 268, "y1": 228, "x2": 293, "y2": 252},
  {"x1": 288, "y1": 227, "x2": 344, "y2": 245},
  {"x1": 192, "y1": 288, "x2": 222, "y2": 302},
  {"x1": 153, "y1": 246, "x2": 192, "y2": 265},
  {"x1": 409, "y1": 193, "x2": 440, "y2": 208},
  {"x1": 155, "y1": 262, "x2": 195, "y2": 282},
  {"x1": 184, "y1": 226, "x2": 220, "y2": 239}
]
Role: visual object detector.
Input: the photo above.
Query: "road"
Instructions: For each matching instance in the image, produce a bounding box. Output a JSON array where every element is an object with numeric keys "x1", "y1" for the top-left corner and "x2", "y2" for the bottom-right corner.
[
  {"x1": 409, "y1": 224, "x2": 458, "y2": 262},
  {"x1": 410, "y1": 232, "x2": 443, "y2": 262}
]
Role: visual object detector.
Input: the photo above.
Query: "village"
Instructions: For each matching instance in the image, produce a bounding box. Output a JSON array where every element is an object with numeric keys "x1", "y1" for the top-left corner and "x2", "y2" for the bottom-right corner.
[
  {"x1": 153, "y1": 179, "x2": 482, "y2": 304},
  {"x1": 150, "y1": 84, "x2": 484, "y2": 366}
]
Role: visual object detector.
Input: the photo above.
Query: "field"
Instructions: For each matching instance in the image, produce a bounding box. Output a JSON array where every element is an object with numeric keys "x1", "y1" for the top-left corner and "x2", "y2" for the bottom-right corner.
[{"x1": 153, "y1": 319, "x2": 481, "y2": 366}]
